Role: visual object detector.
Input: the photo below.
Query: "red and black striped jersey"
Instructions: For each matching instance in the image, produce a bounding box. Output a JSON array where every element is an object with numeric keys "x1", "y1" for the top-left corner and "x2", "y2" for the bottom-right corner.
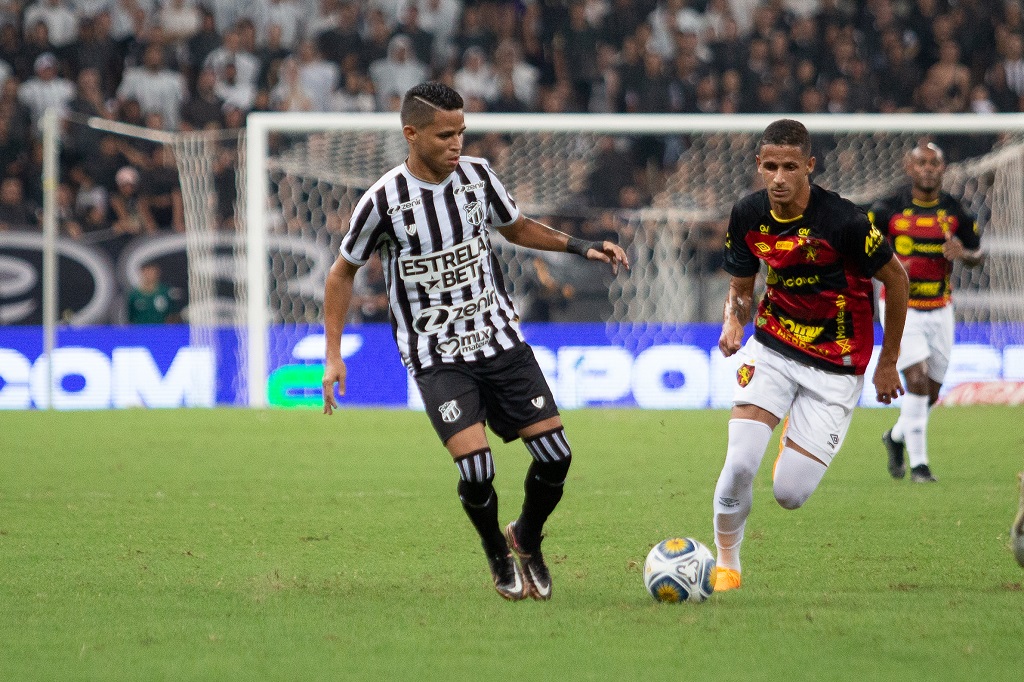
[
  {"x1": 868, "y1": 189, "x2": 978, "y2": 310},
  {"x1": 724, "y1": 184, "x2": 895, "y2": 375},
  {"x1": 339, "y1": 156, "x2": 524, "y2": 373}
]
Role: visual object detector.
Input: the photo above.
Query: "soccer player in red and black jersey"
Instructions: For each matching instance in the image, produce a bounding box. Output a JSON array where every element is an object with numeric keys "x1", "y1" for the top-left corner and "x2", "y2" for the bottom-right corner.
[
  {"x1": 870, "y1": 143, "x2": 983, "y2": 483},
  {"x1": 711, "y1": 119, "x2": 909, "y2": 591}
]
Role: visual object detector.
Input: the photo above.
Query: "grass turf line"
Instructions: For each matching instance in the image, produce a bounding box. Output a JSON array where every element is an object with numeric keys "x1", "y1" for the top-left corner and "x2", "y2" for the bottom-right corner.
[{"x1": 1, "y1": 407, "x2": 1023, "y2": 680}]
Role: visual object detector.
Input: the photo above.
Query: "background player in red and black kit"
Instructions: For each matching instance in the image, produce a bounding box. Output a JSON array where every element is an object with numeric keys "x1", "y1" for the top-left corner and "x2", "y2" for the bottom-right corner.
[
  {"x1": 871, "y1": 143, "x2": 983, "y2": 483},
  {"x1": 711, "y1": 119, "x2": 909, "y2": 591}
]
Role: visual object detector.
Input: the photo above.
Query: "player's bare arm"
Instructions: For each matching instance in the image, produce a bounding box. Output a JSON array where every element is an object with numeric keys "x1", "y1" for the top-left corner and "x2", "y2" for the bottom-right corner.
[
  {"x1": 498, "y1": 215, "x2": 630, "y2": 274},
  {"x1": 322, "y1": 255, "x2": 360, "y2": 415},
  {"x1": 719, "y1": 275, "x2": 755, "y2": 357},
  {"x1": 873, "y1": 256, "x2": 909, "y2": 404}
]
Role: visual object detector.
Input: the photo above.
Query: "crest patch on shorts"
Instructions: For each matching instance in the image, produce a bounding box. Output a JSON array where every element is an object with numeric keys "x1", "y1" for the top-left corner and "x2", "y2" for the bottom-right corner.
[
  {"x1": 737, "y1": 363, "x2": 755, "y2": 387},
  {"x1": 438, "y1": 400, "x2": 462, "y2": 423},
  {"x1": 531, "y1": 396, "x2": 545, "y2": 409}
]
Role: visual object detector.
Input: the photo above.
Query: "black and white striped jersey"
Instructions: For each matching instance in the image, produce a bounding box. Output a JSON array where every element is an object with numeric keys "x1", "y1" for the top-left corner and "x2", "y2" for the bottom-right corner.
[{"x1": 339, "y1": 155, "x2": 526, "y2": 372}]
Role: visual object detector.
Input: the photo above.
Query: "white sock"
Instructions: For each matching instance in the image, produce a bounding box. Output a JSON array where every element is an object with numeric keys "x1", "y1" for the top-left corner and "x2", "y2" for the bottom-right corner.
[
  {"x1": 901, "y1": 393, "x2": 930, "y2": 468},
  {"x1": 890, "y1": 415, "x2": 905, "y2": 443},
  {"x1": 713, "y1": 419, "x2": 773, "y2": 572},
  {"x1": 773, "y1": 447, "x2": 828, "y2": 510}
]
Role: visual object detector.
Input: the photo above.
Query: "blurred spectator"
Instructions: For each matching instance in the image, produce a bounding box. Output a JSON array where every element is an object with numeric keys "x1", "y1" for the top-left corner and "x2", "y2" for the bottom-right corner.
[
  {"x1": 17, "y1": 52, "x2": 74, "y2": 130},
  {"x1": 293, "y1": 39, "x2": 337, "y2": 111},
  {"x1": 328, "y1": 70, "x2": 375, "y2": 112},
  {"x1": 362, "y1": 8, "x2": 394, "y2": 66},
  {"x1": 213, "y1": 59, "x2": 256, "y2": 111},
  {"x1": 110, "y1": 164, "x2": 157, "y2": 235},
  {"x1": 117, "y1": 43, "x2": 186, "y2": 130},
  {"x1": 127, "y1": 262, "x2": 180, "y2": 323},
  {"x1": 22, "y1": 21, "x2": 55, "y2": 82},
  {"x1": 369, "y1": 34, "x2": 427, "y2": 109},
  {"x1": 186, "y1": 6, "x2": 220, "y2": 72},
  {"x1": 0, "y1": 176, "x2": 35, "y2": 230},
  {"x1": 142, "y1": 145, "x2": 184, "y2": 232},
  {"x1": 453, "y1": 3, "x2": 494, "y2": 60},
  {"x1": 259, "y1": 0, "x2": 304, "y2": 50},
  {"x1": 394, "y1": 2, "x2": 434, "y2": 67},
  {"x1": 493, "y1": 38, "x2": 538, "y2": 110},
  {"x1": 416, "y1": 0, "x2": 461, "y2": 67},
  {"x1": 204, "y1": 26, "x2": 259, "y2": 90},
  {"x1": 315, "y1": 0, "x2": 364, "y2": 68},
  {"x1": 24, "y1": 0, "x2": 78, "y2": 50},
  {"x1": 159, "y1": 0, "x2": 201, "y2": 45},
  {"x1": 453, "y1": 45, "x2": 496, "y2": 103},
  {"x1": 72, "y1": 14, "x2": 121, "y2": 97},
  {"x1": 270, "y1": 55, "x2": 313, "y2": 111},
  {"x1": 55, "y1": 180, "x2": 83, "y2": 238},
  {"x1": 254, "y1": 23, "x2": 290, "y2": 88},
  {"x1": 180, "y1": 65, "x2": 223, "y2": 129}
]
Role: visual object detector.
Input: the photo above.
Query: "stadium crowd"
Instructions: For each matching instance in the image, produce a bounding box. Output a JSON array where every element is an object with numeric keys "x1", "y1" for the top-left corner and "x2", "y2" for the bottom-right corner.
[{"x1": 0, "y1": 0, "x2": 1019, "y2": 320}]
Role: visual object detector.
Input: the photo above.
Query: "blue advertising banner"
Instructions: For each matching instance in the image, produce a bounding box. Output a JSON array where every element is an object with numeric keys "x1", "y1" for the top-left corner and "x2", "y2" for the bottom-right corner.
[{"x1": 1, "y1": 323, "x2": 1023, "y2": 409}]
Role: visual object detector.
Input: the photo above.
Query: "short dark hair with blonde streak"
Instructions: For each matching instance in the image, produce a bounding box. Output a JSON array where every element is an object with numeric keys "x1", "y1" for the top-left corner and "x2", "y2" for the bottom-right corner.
[{"x1": 400, "y1": 82, "x2": 464, "y2": 128}]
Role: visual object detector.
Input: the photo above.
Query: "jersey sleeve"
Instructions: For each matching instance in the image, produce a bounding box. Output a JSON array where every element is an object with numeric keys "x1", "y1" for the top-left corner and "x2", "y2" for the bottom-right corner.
[
  {"x1": 954, "y1": 202, "x2": 981, "y2": 250},
  {"x1": 841, "y1": 207, "x2": 894, "y2": 278},
  {"x1": 339, "y1": 190, "x2": 383, "y2": 266},
  {"x1": 481, "y1": 160, "x2": 521, "y2": 228},
  {"x1": 867, "y1": 200, "x2": 893, "y2": 238},
  {"x1": 722, "y1": 201, "x2": 759, "y2": 277}
]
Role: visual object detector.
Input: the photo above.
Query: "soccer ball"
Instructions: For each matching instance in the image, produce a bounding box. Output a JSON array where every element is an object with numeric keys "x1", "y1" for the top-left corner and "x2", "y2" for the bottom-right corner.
[{"x1": 643, "y1": 537, "x2": 717, "y2": 603}]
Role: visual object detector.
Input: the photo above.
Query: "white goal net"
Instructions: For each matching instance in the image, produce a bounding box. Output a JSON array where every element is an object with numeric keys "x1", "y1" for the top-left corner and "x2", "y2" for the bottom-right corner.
[{"x1": 238, "y1": 113, "x2": 1024, "y2": 406}]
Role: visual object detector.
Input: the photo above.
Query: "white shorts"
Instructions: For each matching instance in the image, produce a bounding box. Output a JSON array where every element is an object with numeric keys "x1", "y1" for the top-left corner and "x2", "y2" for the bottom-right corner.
[
  {"x1": 897, "y1": 306, "x2": 954, "y2": 382},
  {"x1": 732, "y1": 337, "x2": 864, "y2": 464}
]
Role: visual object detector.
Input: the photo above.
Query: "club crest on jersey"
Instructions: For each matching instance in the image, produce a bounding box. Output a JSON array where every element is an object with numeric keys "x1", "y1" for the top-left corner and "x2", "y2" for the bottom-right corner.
[
  {"x1": 439, "y1": 400, "x2": 462, "y2": 423},
  {"x1": 531, "y1": 396, "x2": 545, "y2": 409},
  {"x1": 737, "y1": 363, "x2": 755, "y2": 387},
  {"x1": 436, "y1": 328, "x2": 492, "y2": 356},
  {"x1": 464, "y1": 201, "x2": 485, "y2": 226}
]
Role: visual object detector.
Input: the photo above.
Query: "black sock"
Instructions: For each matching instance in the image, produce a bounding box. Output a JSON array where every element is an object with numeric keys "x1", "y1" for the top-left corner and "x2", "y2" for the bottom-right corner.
[
  {"x1": 458, "y1": 479, "x2": 506, "y2": 555},
  {"x1": 518, "y1": 458, "x2": 571, "y2": 549},
  {"x1": 454, "y1": 449, "x2": 505, "y2": 555}
]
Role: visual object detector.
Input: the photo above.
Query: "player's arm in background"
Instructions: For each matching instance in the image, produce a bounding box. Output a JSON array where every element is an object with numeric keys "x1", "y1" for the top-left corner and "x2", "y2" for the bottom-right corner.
[
  {"x1": 497, "y1": 214, "x2": 630, "y2": 274},
  {"x1": 719, "y1": 275, "x2": 755, "y2": 357},
  {"x1": 322, "y1": 255, "x2": 360, "y2": 415},
  {"x1": 944, "y1": 206, "x2": 984, "y2": 267},
  {"x1": 872, "y1": 255, "x2": 909, "y2": 404}
]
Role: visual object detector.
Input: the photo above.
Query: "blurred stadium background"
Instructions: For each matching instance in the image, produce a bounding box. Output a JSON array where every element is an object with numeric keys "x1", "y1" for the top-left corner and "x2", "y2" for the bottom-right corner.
[{"x1": 2, "y1": 0, "x2": 1024, "y2": 410}]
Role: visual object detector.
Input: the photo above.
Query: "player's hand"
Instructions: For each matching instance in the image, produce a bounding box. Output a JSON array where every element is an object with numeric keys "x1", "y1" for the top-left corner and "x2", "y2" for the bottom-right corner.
[
  {"x1": 322, "y1": 357, "x2": 347, "y2": 415},
  {"x1": 718, "y1": 318, "x2": 745, "y2": 357},
  {"x1": 872, "y1": 360, "x2": 905, "y2": 404},
  {"x1": 942, "y1": 231, "x2": 965, "y2": 261},
  {"x1": 587, "y1": 241, "x2": 630, "y2": 275}
]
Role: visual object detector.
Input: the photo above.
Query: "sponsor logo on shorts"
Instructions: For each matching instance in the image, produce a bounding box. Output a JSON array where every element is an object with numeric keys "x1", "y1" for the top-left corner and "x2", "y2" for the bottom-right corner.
[
  {"x1": 436, "y1": 328, "x2": 493, "y2": 357},
  {"x1": 439, "y1": 400, "x2": 462, "y2": 423},
  {"x1": 531, "y1": 396, "x2": 545, "y2": 409},
  {"x1": 737, "y1": 363, "x2": 755, "y2": 387}
]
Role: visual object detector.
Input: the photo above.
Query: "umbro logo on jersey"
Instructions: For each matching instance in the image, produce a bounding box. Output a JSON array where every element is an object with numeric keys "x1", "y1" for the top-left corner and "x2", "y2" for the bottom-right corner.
[
  {"x1": 405, "y1": 222, "x2": 418, "y2": 236},
  {"x1": 531, "y1": 396, "x2": 545, "y2": 409},
  {"x1": 439, "y1": 400, "x2": 462, "y2": 423},
  {"x1": 829, "y1": 433, "x2": 840, "y2": 447},
  {"x1": 464, "y1": 201, "x2": 484, "y2": 226}
]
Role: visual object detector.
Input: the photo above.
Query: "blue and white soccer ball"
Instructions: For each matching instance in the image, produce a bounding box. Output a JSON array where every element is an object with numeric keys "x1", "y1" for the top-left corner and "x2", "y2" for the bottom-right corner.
[{"x1": 643, "y1": 537, "x2": 716, "y2": 603}]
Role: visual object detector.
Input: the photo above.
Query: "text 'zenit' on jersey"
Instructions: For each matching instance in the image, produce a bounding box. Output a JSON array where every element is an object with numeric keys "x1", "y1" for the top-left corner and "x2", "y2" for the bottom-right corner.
[{"x1": 340, "y1": 156, "x2": 524, "y2": 372}]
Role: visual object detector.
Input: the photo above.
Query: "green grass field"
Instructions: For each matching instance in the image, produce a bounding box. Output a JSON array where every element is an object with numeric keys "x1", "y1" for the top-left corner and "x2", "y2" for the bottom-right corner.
[{"x1": 2, "y1": 406, "x2": 1023, "y2": 680}]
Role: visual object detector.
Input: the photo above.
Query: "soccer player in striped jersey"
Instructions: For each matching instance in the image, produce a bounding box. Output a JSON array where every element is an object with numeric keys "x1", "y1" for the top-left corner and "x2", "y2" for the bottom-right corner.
[
  {"x1": 321, "y1": 82, "x2": 629, "y2": 601},
  {"x1": 870, "y1": 143, "x2": 983, "y2": 483},
  {"x1": 711, "y1": 119, "x2": 910, "y2": 591}
]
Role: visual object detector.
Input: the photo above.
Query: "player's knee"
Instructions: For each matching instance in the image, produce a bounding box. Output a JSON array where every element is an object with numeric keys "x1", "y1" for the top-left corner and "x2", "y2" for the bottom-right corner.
[
  {"x1": 524, "y1": 427, "x2": 572, "y2": 485},
  {"x1": 454, "y1": 448, "x2": 494, "y2": 484},
  {"x1": 773, "y1": 481, "x2": 811, "y2": 510}
]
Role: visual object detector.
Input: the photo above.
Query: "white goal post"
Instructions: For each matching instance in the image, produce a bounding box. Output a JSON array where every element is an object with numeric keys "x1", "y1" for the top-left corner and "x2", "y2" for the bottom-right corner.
[{"x1": 243, "y1": 112, "x2": 1024, "y2": 408}]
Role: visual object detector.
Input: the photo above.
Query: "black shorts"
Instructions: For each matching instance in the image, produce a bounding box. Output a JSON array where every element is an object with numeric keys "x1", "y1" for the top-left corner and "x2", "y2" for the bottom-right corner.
[{"x1": 413, "y1": 342, "x2": 560, "y2": 444}]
